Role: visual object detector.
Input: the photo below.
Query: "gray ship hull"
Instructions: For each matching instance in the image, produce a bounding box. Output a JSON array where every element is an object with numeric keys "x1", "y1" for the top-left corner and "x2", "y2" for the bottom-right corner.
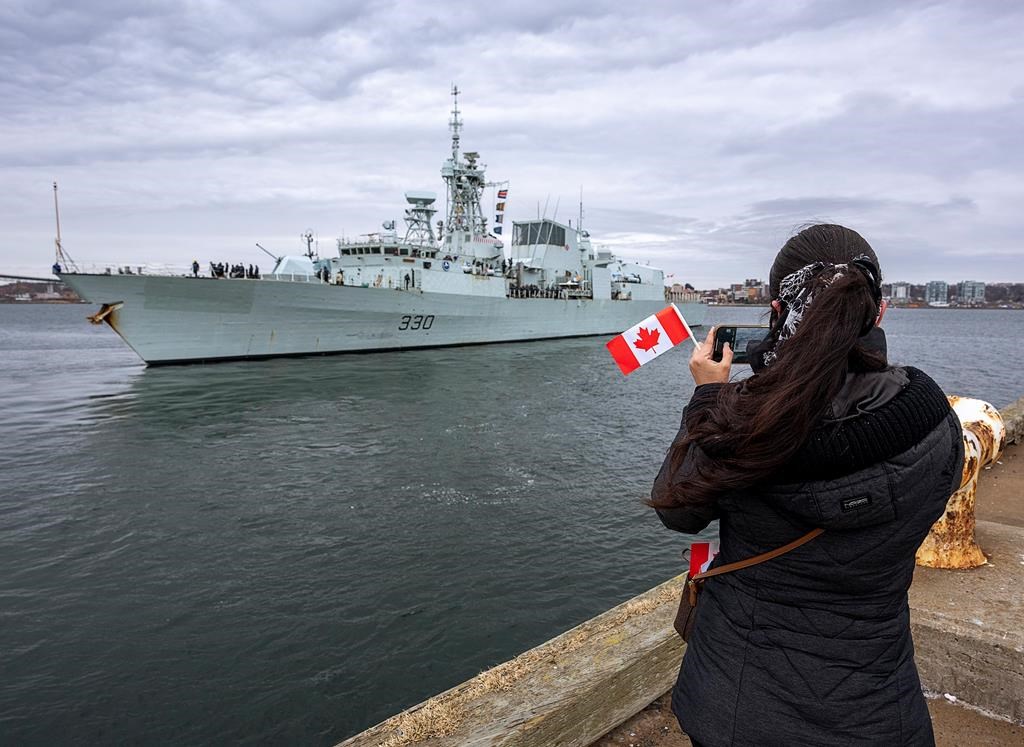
[{"x1": 61, "y1": 274, "x2": 706, "y2": 365}]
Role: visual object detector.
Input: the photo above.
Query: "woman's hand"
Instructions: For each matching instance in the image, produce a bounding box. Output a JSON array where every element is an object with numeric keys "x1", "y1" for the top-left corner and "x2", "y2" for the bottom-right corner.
[{"x1": 690, "y1": 328, "x2": 733, "y2": 385}]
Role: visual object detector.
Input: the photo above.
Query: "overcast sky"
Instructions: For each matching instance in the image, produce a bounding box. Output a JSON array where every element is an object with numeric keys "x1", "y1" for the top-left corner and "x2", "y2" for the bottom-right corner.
[{"x1": 2, "y1": 0, "x2": 1022, "y2": 287}]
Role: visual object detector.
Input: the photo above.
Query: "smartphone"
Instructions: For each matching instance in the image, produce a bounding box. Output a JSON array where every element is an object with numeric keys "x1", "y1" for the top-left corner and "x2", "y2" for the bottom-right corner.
[{"x1": 711, "y1": 324, "x2": 769, "y2": 364}]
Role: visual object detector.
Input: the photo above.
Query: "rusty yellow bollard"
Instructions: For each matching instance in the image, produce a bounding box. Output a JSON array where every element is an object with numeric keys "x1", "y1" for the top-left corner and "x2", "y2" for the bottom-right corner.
[{"x1": 915, "y1": 397, "x2": 1006, "y2": 569}]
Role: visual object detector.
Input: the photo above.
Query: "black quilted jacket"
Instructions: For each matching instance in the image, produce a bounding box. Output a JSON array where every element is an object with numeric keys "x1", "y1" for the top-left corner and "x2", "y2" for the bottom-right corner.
[{"x1": 653, "y1": 365, "x2": 963, "y2": 746}]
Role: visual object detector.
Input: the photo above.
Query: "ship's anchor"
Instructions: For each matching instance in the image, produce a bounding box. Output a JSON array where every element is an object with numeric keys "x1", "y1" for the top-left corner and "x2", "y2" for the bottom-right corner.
[{"x1": 87, "y1": 302, "x2": 123, "y2": 325}]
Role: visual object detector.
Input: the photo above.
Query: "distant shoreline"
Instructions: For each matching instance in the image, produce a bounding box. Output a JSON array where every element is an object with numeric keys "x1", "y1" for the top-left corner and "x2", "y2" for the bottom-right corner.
[
  {"x1": 0, "y1": 300, "x2": 83, "y2": 305},
  {"x1": 707, "y1": 302, "x2": 1021, "y2": 310}
]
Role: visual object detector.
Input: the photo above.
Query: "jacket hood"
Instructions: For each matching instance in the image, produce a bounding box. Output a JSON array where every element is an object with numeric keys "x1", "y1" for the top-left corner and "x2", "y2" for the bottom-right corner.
[{"x1": 754, "y1": 368, "x2": 959, "y2": 531}]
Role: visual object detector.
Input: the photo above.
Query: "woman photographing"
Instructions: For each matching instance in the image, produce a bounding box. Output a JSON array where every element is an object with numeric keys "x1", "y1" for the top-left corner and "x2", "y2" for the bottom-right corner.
[{"x1": 652, "y1": 224, "x2": 963, "y2": 745}]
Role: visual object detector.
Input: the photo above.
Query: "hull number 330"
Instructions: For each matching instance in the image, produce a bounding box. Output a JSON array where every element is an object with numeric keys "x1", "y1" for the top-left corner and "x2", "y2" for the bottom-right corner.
[{"x1": 398, "y1": 314, "x2": 434, "y2": 331}]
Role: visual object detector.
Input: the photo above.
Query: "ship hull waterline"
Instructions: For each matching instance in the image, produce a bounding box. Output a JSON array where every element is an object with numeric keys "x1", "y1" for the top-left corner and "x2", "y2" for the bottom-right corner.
[{"x1": 61, "y1": 273, "x2": 706, "y2": 366}]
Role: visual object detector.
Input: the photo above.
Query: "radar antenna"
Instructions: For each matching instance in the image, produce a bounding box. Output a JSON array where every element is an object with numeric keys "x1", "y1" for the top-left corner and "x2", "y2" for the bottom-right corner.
[{"x1": 403, "y1": 192, "x2": 438, "y2": 246}]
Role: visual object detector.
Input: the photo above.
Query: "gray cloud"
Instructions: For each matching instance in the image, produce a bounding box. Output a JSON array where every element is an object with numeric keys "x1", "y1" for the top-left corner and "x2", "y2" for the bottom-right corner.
[{"x1": 1, "y1": 0, "x2": 1022, "y2": 286}]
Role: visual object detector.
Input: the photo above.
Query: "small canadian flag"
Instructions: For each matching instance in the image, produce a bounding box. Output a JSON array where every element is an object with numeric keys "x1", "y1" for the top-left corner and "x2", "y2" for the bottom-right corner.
[
  {"x1": 689, "y1": 540, "x2": 720, "y2": 577},
  {"x1": 606, "y1": 304, "x2": 695, "y2": 375}
]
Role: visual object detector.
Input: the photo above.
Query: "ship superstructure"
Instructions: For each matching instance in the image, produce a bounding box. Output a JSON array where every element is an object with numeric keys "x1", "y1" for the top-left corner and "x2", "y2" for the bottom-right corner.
[
  {"x1": 308, "y1": 87, "x2": 669, "y2": 306},
  {"x1": 59, "y1": 87, "x2": 704, "y2": 365}
]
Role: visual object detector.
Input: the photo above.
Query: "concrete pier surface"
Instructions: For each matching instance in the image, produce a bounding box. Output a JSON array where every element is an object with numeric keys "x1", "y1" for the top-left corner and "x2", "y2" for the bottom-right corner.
[
  {"x1": 593, "y1": 439, "x2": 1024, "y2": 747},
  {"x1": 592, "y1": 692, "x2": 1023, "y2": 746}
]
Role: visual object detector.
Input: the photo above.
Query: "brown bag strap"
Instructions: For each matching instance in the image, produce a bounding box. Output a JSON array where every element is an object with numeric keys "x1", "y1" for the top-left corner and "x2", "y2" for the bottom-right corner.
[{"x1": 691, "y1": 527, "x2": 824, "y2": 582}]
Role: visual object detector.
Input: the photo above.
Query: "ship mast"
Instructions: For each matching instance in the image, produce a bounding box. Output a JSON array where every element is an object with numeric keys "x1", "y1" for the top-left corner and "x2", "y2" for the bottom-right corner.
[
  {"x1": 52, "y1": 181, "x2": 78, "y2": 272},
  {"x1": 449, "y1": 84, "x2": 461, "y2": 162},
  {"x1": 301, "y1": 230, "x2": 317, "y2": 259},
  {"x1": 441, "y1": 85, "x2": 489, "y2": 252},
  {"x1": 578, "y1": 186, "x2": 584, "y2": 234}
]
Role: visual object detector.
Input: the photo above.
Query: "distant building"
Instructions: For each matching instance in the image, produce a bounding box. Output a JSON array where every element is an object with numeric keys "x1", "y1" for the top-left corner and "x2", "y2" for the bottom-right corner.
[
  {"x1": 956, "y1": 280, "x2": 986, "y2": 304},
  {"x1": 742, "y1": 278, "x2": 768, "y2": 302},
  {"x1": 668, "y1": 283, "x2": 701, "y2": 302},
  {"x1": 889, "y1": 282, "x2": 911, "y2": 303},
  {"x1": 925, "y1": 281, "x2": 949, "y2": 306},
  {"x1": 701, "y1": 288, "x2": 729, "y2": 304},
  {"x1": 0, "y1": 280, "x2": 80, "y2": 304}
]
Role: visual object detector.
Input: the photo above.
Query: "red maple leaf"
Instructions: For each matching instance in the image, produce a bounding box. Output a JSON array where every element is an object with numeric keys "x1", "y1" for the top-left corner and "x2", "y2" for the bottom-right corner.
[{"x1": 633, "y1": 326, "x2": 661, "y2": 352}]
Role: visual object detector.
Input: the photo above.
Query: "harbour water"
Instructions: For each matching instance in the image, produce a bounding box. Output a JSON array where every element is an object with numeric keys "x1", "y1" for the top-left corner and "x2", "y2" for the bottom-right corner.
[{"x1": 1, "y1": 304, "x2": 1021, "y2": 745}]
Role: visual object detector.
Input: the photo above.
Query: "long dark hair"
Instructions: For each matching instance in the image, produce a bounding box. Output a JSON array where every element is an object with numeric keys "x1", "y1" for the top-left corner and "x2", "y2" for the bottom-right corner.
[{"x1": 651, "y1": 224, "x2": 887, "y2": 509}]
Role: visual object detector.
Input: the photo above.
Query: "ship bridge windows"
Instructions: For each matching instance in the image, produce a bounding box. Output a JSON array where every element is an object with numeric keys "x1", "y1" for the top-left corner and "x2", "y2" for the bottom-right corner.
[{"x1": 513, "y1": 221, "x2": 566, "y2": 247}]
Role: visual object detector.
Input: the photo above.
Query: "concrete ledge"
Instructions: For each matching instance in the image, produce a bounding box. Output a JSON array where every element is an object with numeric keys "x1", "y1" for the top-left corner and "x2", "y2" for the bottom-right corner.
[{"x1": 910, "y1": 519, "x2": 1024, "y2": 723}]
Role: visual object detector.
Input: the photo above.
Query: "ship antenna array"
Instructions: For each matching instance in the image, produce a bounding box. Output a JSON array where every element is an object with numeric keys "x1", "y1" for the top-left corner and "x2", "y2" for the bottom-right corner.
[
  {"x1": 449, "y1": 83, "x2": 461, "y2": 160},
  {"x1": 301, "y1": 231, "x2": 317, "y2": 260},
  {"x1": 52, "y1": 181, "x2": 79, "y2": 272},
  {"x1": 578, "y1": 186, "x2": 584, "y2": 233}
]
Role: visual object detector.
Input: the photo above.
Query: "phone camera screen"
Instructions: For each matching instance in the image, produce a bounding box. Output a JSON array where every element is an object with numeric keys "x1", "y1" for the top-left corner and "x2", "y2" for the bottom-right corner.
[
  {"x1": 713, "y1": 326, "x2": 769, "y2": 364},
  {"x1": 732, "y1": 327, "x2": 769, "y2": 354}
]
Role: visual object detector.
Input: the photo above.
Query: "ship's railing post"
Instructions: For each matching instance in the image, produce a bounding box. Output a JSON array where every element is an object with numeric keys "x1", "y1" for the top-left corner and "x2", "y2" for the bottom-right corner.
[{"x1": 915, "y1": 396, "x2": 1006, "y2": 569}]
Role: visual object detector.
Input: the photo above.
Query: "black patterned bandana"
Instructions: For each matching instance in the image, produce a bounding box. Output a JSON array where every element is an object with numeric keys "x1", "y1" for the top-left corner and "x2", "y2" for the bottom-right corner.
[{"x1": 760, "y1": 255, "x2": 880, "y2": 368}]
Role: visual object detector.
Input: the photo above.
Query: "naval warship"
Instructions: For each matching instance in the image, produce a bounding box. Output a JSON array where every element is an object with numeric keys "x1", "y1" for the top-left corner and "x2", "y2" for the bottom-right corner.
[{"x1": 58, "y1": 88, "x2": 705, "y2": 365}]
